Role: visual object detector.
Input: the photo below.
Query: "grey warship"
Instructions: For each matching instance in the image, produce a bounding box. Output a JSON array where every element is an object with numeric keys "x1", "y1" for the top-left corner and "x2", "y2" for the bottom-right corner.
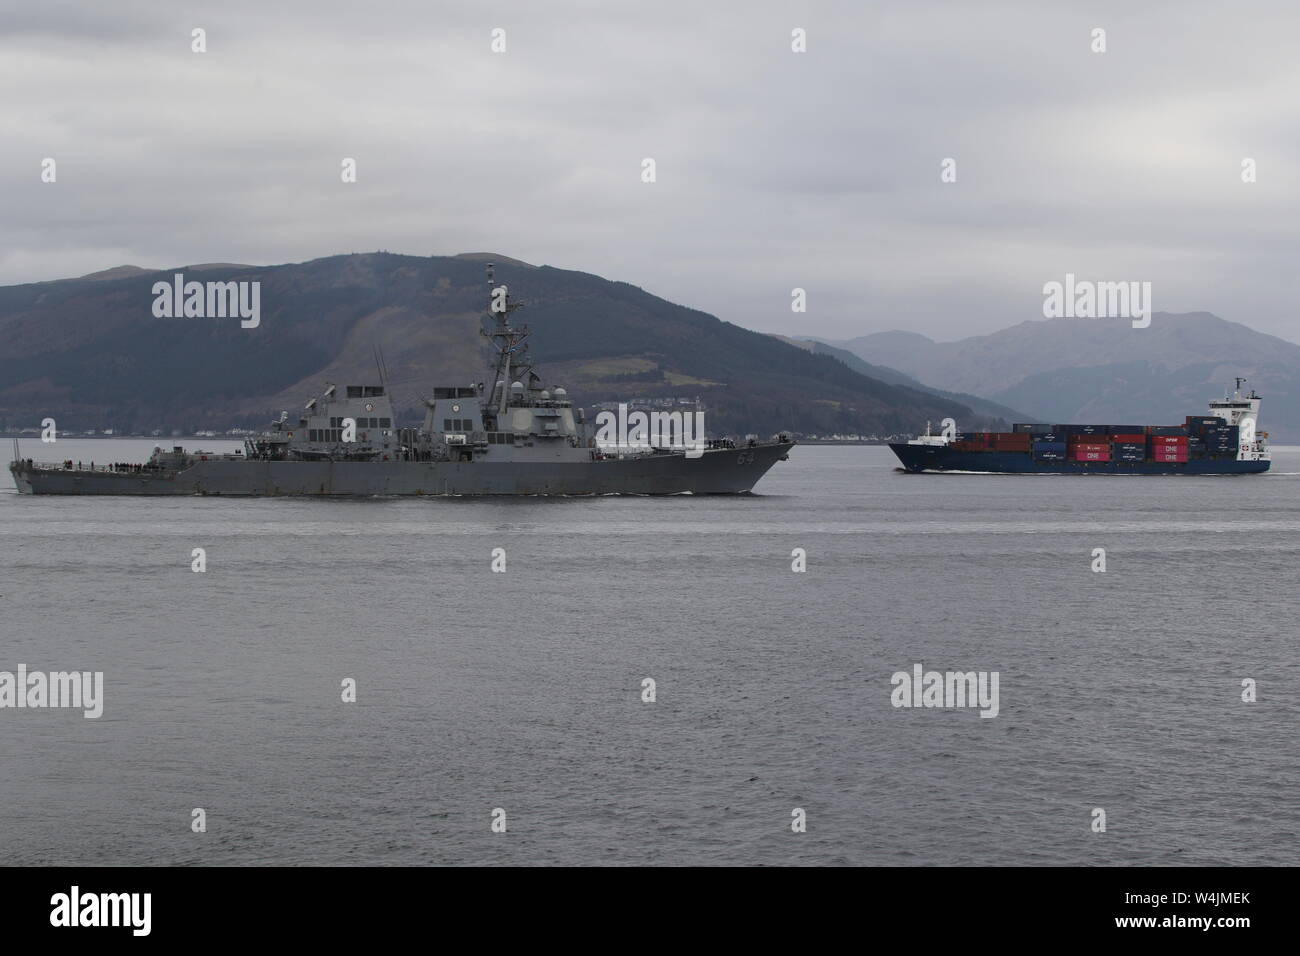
[{"x1": 10, "y1": 265, "x2": 794, "y2": 496}]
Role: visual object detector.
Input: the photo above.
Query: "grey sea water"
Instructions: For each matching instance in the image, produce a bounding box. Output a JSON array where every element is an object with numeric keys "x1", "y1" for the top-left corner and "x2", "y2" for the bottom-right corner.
[{"x1": 2, "y1": 439, "x2": 1297, "y2": 866}]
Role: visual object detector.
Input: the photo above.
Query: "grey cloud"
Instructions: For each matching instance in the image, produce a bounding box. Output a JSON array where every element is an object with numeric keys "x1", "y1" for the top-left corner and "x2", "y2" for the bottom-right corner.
[{"x1": 1, "y1": 0, "x2": 1297, "y2": 344}]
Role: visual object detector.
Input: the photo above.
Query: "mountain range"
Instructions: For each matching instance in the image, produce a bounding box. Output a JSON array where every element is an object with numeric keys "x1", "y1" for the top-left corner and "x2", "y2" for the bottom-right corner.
[
  {"x1": 0, "y1": 253, "x2": 1008, "y2": 438},
  {"x1": 810, "y1": 312, "x2": 1300, "y2": 440},
  {"x1": 770, "y1": 336, "x2": 1032, "y2": 424}
]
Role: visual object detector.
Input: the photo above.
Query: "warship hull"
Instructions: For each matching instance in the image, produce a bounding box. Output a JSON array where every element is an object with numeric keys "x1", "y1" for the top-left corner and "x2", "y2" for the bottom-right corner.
[
  {"x1": 10, "y1": 263, "x2": 796, "y2": 497},
  {"x1": 10, "y1": 442, "x2": 793, "y2": 496}
]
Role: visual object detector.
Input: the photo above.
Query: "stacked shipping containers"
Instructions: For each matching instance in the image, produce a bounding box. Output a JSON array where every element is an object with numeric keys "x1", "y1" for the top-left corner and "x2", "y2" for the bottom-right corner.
[
  {"x1": 993, "y1": 416, "x2": 1239, "y2": 466},
  {"x1": 1149, "y1": 433, "x2": 1189, "y2": 462},
  {"x1": 1186, "y1": 416, "x2": 1237, "y2": 458},
  {"x1": 990, "y1": 432, "x2": 1032, "y2": 452},
  {"x1": 1061, "y1": 425, "x2": 1110, "y2": 461},
  {"x1": 1032, "y1": 432, "x2": 1067, "y2": 460},
  {"x1": 1070, "y1": 442, "x2": 1110, "y2": 461},
  {"x1": 953, "y1": 432, "x2": 1034, "y2": 454},
  {"x1": 952, "y1": 432, "x2": 990, "y2": 452},
  {"x1": 1209, "y1": 425, "x2": 1239, "y2": 456},
  {"x1": 1109, "y1": 426, "x2": 1146, "y2": 462}
]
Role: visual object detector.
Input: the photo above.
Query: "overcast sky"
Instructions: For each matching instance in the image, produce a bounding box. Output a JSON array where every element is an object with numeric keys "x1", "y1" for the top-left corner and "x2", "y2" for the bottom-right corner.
[{"x1": 3, "y1": 0, "x2": 1298, "y2": 344}]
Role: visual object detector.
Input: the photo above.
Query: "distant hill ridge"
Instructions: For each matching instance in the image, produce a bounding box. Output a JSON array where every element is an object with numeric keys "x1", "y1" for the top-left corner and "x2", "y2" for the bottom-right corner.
[
  {"x1": 813, "y1": 313, "x2": 1300, "y2": 439},
  {"x1": 772, "y1": 335, "x2": 1036, "y2": 424},
  {"x1": 0, "y1": 252, "x2": 1008, "y2": 436}
]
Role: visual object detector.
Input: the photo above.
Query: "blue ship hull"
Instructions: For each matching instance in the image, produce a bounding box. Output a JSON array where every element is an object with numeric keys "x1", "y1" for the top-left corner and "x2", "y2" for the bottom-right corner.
[{"x1": 888, "y1": 444, "x2": 1270, "y2": 475}]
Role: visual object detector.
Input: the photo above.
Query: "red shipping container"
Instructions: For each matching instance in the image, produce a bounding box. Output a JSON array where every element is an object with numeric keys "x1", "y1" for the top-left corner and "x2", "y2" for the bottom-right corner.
[
  {"x1": 1110, "y1": 433, "x2": 1145, "y2": 442},
  {"x1": 1072, "y1": 450, "x2": 1110, "y2": 461},
  {"x1": 1070, "y1": 442, "x2": 1110, "y2": 452},
  {"x1": 1153, "y1": 452, "x2": 1189, "y2": 461},
  {"x1": 1150, "y1": 435, "x2": 1188, "y2": 445}
]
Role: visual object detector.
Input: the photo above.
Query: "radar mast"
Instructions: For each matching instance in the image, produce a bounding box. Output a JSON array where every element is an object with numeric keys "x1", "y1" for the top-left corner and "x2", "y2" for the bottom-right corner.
[{"x1": 481, "y1": 262, "x2": 533, "y2": 417}]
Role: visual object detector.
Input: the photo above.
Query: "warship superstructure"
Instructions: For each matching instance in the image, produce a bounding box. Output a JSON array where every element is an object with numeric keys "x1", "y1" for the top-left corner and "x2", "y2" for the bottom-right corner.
[{"x1": 10, "y1": 265, "x2": 794, "y2": 495}]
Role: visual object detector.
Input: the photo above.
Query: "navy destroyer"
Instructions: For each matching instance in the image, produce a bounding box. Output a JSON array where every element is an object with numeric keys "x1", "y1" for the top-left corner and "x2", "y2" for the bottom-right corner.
[{"x1": 10, "y1": 265, "x2": 794, "y2": 495}]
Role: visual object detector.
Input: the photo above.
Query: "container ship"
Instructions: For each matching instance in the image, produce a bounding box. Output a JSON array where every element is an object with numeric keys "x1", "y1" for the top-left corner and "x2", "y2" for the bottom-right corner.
[{"x1": 889, "y1": 382, "x2": 1270, "y2": 475}]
